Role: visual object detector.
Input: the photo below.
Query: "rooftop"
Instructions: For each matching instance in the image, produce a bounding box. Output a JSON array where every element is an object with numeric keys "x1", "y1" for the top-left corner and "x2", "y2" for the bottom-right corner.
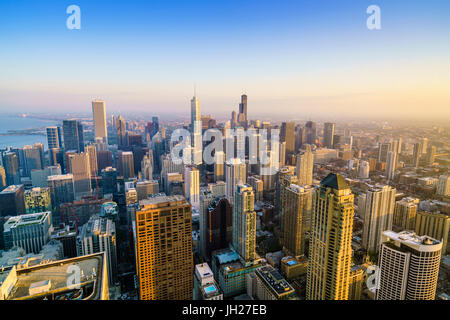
[
  {"x1": 1, "y1": 252, "x2": 108, "y2": 300},
  {"x1": 4, "y1": 212, "x2": 50, "y2": 231},
  {"x1": 321, "y1": 173, "x2": 349, "y2": 190},
  {"x1": 255, "y1": 265, "x2": 295, "y2": 297},
  {"x1": 0, "y1": 185, "x2": 23, "y2": 194}
]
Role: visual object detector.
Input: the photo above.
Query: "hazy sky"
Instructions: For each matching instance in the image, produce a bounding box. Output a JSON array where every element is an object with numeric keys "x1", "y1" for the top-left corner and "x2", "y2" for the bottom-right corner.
[{"x1": 0, "y1": 0, "x2": 449, "y2": 121}]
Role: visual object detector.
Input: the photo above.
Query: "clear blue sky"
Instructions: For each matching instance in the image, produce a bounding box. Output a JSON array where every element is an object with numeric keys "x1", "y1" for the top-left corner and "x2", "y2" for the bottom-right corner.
[{"x1": 0, "y1": 0, "x2": 449, "y2": 120}]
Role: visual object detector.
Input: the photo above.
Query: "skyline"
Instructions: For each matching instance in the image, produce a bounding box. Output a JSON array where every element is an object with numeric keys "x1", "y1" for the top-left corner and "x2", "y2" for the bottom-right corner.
[{"x1": 0, "y1": 0, "x2": 449, "y2": 121}]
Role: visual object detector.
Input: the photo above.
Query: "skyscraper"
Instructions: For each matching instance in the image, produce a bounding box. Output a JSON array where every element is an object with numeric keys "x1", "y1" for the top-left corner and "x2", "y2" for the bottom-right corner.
[
  {"x1": 360, "y1": 185, "x2": 396, "y2": 253},
  {"x1": 0, "y1": 185, "x2": 25, "y2": 217},
  {"x1": 0, "y1": 166, "x2": 6, "y2": 191},
  {"x1": 135, "y1": 195, "x2": 193, "y2": 300},
  {"x1": 280, "y1": 122, "x2": 295, "y2": 162},
  {"x1": 184, "y1": 165, "x2": 200, "y2": 210},
  {"x1": 232, "y1": 184, "x2": 257, "y2": 262},
  {"x1": 46, "y1": 126, "x2": 63, "y2": 150},
  {"x1": 282, "y1": 184, "x2": 314, "y2": 256},
  {"x1": 77, "y1": 215, "x2": 117, "y2": 285},
  {"x1": 304, "y1": 121, "x2": 317, "y2": 145},
  {"x1": 306, "y1": 174, "x2": 354, "y2": 300},
  {"x1": 23, "y1": 144, "x2": 44, "y2": 177},
  {"x1": 85, "y1": 145, "x2": 98, "y2": 176},
  {"x1": 68, "y1": 153, "x2": 92, "y2": 199},
  {"x1": 116, "y1": 115, "x2": 127, "y2": 148},
  {"x1": 225, "y1": 158, "x2": 246, "y2": 205},
  {"x1": 214, "y1": 151, "x2": 225, "y2": 182},
  {"x1": 385, "y1": 151, "x2": 397, "y2": 181},
  {"x1": 203, "y1": 197, "x2": 232, "y2": 260},
  {"x1": 92, "y1": 99, "x2": 108, "y2": 142},
  {"x1": 118, "y1": 151, "x2": 135, "y2": 179},
  {"x1": 238, "y1": 94, "x2": 248, "y2": 128},
  {"x1": 415, "y1": 211, "x2": 449, "y2": 255},
  {"x1": 47, "y1": 174, "x2": 75, "y2": 209},
  {"x1": 191, "y1": 96, "x2": 202, "y2": 165},
  {"x1": 2, "y1": 152, "x2": 20, "y2": 186},
  {"x1": 436, "y1": 175, "x2": 450, "y2": 197},
  {"x1": 296, "y1": 144, "x2": 314, "y2": 185},
  {"x1": 323, "y1": 122, "x2": 335, "y2": 149},
  {"x1": 376, "y1": 231, "x2": 442, "y2": 300},
  {"x1": 413, "y1": 142, "x2": 421, "y2": 168},
  {"x1": 63, "y1": 119, "x2": 84, "y2": 153},
  {"x1": 393, "y1": 197, "x2": 419, "y2": 230}
]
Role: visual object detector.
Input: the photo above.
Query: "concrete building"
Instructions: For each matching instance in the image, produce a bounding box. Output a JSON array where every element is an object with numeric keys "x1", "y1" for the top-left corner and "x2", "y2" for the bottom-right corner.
[
  {"x1": 376, "y1": 231, "x2": 442, "y2": 300},
  {"x1": 0, "y1": 252, "x2": 109, "y2": 300},
  {"x1": 184, "y1": 166, "x2": 200, "y2": 210},
  {"x1": 225, "y1": 158, "x2": 246, "y2": 205},
  {"x1": 47, "y1": 174, "x2": 75, "y2": 209},
  {"x1": 0, "y1": 185, "x2": 25, "y2": 217},
  {"x1": 232, "y1": 185, "x2": 257, "y2": 262},
  {"x1": 92, "y1": 100, "x2": 108, "y2": 142},
  {"x1": 136, "y1": 180, "x2": 159, "y2": 201},
  {"x1": 361, "y1": 185, "x2": 396, "y2": 253},
  {"x1": 134, "y1": 195, "x2": 193, "y2": 300},
  {"x1": 118, "y1": 151, "x2": 134, "y2": 180},
  {"x1": 393, "y1": 197, "x2": 419, "y2": 230},
  {"x1": 3, "y1": 212, "x2": 52, "y2": 254},
  {"x1": 77, "y1": 216, "x2": 117, "y2": 286},
  {"x1": 415, "y1": 211, "x2": 449, "y2": 255},
  {"x1": 194, "y1": 263, "x2": 223, "y2": 300},
  {"x1": 24, "y1": 187, "x2": 52, "y2": 214},
  {"x1": 282, "y1": 184, "x2": 314, "y2": 256},
  {"x1": 253, "y1": 265, "x2": 295, "y2": 300},
  {"x1": 306, "y1": 174, "x2": 354, "y2": 300},
  {"x1": 68, "y1": 153, "x2": 92, "y2": 199},
  {"x1": 437, "y1": 175, "x2": 450, "y2": 197},
  {"x1": 296, "y1": 144, "x2": 314, "y2": 185}
]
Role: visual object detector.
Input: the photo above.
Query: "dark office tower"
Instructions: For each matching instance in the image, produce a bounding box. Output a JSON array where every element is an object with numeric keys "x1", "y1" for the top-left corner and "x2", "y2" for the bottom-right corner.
[
  {"x1": 3, "y1": 152, "x2": 20, "y2": 186},
  {"x1": 231, "y1": 111, "x2": 237, "y2": 128},
  {"x1": 237, "y1": 94, "x2": 248, "y2": 127},
  {"x1": 47, "y1": 174, "x2": 75, "y2": 209},
  {"x1": 49, "y1": 148, "x2": 65, "y2": 172},
  {"x1": 323, "y1": 123, "x2": 335, "y2": 149},
  {"x1": 46, "y1": 126, "x2": 63, "y2": 150},
  {"x1": 63, "y1": 119, "x2": 85, "y2": 153},
  {"x1": 23, "y1": 144, "x2": 44, "y2": 177},
  {"x1": 127, "y1": 133, "x2": 143, "y2": 147},
  {"x1": 305, "y1": 121, "x2": 317, "y2": 145},
  {"x1": 151, "y1": 116, "x2": 159, "y2": 137},
  {"x1": 131, "y1": 146, "x2": 148, "y2": 175},
  {"x1": 116, "y1": 115, "x2": 127, "y2": 147},
  {"x1": 413, "y1": 142, "x2": 421, "y2": 168},
  {"x1": 97, "y1": 150, "x2": 113, "y2": 171},
  {"x1": 378, "y1": 142, "x2": 391, "y2": 163},
  {"x1": 281, "y1": 122, "x2": 295, "y2": 162},
  {"x1": 0, "y1": 185, "x2": 25, "y2": 217},
  {"x1": 295, "y1": 126, "x2": 306, "y2": 151},
  {"x1": 101, "y1": 167, "x2": 118, "y2": 194},
  {"x1": 205, "y1": 198, "x2": 232, "y2": 259},
  {"x1": 118, "y1": 151, "x2": 134, "y2": 179}
]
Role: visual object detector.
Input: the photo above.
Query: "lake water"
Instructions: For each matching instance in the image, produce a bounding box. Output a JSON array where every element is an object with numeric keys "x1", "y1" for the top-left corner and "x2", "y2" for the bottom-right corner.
[{"x1": 0, "y1": 115, "x2": 59, "y2": 149}]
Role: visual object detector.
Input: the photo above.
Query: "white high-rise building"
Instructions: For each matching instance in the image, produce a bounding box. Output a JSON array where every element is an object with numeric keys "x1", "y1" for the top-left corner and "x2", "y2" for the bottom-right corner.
[
  {"x1": 232, "y1": 184, "x2": 257, "y2": 262},
  {"x1": 225, "y1": 158, "x2": 247, "y2": 205},
  {"x1": 361, "y1": 184, "x2": 396, "y2": 253},
  {"x1": 437, "y1": 175, "x2": 450, "y2": 197},
  {"x1": 376, "y1": 231, "x2": 442, "y2": 300},
  {"x1": 184, "y1": 166, "x2": 200, "y2": 210},
  {"x1": 191, "y1": 96, "x2": 202, "y2": 165},
  {"x1": 385, "y1": 151, "x2": 397, "y2": 181},
  {"x1": 92, "y1": 100, "x2": 108, "y2": 142},
  {"x1": 296, "y1": 144, "x2": 314, "y2": 185},
  {"x1": 359, "y1": 161, "x2": 370, "y2": 179}
]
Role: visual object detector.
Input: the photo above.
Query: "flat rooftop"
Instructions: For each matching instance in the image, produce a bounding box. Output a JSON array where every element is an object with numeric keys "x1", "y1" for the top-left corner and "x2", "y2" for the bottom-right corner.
[
  {"x1": 255, "y1": 265, "x2": 295, "y2": 297},
  {"x1": 4, "y1": 212, "x2": 50, "y2": 231},
  {"x1": 2, "y1": 253, "x2": 108, "y2": 300},
  {"x1": 0, "y1": 185, "x2": 23, "y2": 194},
  {"x1": 139, "y1": 194, "x2": 188, "y2": 209},
  {"x1": 383, "y1": 230, "x2": 442, "y2": 252}
]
